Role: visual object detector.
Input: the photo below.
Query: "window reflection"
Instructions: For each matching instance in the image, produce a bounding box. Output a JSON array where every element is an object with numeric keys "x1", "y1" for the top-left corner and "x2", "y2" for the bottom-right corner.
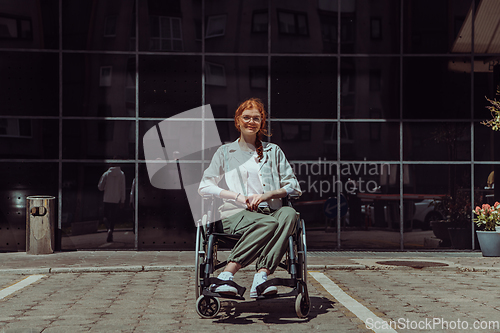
[
  {"x1": 63, "y1": 120, "x2": 135, "y2": 160},
  {"x1": 63, "y1": 54, "x2": 136, "y2": 117},
  {"x1": 62, "y1": 162, "x2": 135, "y2": 250},
  {"x1": 0, "y1": 120, "x2": 58, "y2": 159}
]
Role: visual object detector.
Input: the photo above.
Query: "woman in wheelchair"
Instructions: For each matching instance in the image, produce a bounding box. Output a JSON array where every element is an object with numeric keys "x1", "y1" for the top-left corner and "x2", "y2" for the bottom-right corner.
[{"x1": 198, "y1": 97, "x2": 301, "y2": 298}]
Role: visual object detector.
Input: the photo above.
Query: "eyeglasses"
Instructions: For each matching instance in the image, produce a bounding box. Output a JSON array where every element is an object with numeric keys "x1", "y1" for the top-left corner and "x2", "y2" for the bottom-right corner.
[{"x1": 241, "y1": 115, "x2": 262, "y2": 123}]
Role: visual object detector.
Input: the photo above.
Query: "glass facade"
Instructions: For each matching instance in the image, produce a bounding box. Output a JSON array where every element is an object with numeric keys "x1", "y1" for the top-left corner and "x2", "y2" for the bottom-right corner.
[{"x1": 1, "y1": 0, "x2": 499, "y2": 251}]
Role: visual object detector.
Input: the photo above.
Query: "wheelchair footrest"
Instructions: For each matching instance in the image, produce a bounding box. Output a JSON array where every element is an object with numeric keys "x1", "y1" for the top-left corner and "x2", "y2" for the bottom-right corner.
[
  {"x1": 205, "y1": 277, "x2": 247, "y2": 298},
  {"x1": 256, "y1": 289, "x2": 299, "y2": 299},
  {"x1": 202, "y1": 290, "x2": 246, "y2": 300},
  {"x1": 255, "y1": 277, "x2": 297, "y2": 296}
]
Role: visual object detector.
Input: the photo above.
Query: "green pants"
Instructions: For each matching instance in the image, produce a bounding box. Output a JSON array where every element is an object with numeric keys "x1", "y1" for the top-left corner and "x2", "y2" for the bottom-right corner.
[{"x1": 221, "y1": 206, "x2": 298, "y2": 274}]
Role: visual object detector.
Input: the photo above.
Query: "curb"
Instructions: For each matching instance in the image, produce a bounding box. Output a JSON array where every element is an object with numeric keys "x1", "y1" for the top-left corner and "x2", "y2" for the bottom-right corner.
[{"x1": 1, "y1": 264, "x2": 499, "y2": 275}]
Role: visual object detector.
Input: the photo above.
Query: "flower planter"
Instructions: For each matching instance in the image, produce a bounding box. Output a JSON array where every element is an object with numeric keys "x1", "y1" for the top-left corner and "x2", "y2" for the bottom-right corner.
[{"x1": 476, "y1": 231, "x2": 500, "y2": 257}]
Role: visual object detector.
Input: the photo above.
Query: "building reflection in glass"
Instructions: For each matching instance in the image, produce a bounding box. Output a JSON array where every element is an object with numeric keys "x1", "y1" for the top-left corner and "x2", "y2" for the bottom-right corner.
[{"x1": 3, "y1": 0, "x2": 500, "y2": 251}]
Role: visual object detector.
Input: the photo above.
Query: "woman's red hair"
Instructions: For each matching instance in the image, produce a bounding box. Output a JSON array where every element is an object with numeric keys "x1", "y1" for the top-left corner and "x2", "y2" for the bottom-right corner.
[{"x1": 234, "y1": 98, "x2": 270, "y2": 161}]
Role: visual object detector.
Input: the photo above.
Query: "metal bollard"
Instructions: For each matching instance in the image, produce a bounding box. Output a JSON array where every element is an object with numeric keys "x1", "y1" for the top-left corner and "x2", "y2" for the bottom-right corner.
[{"x1": 26, "y1": 195, "x2": 56, "y2": 254}]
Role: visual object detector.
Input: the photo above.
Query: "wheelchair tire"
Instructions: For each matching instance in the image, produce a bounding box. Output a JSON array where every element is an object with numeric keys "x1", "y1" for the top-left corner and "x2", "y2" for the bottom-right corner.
[
  {"x1": 196, "y1": 295, "x2": 221, "y2": 319},
  {"x1": 297, "y1": 219, "x2": 308, "y2": 284},
  {"x1": 295, "y1": 292, "x2": 310, "y2": 318},
  {"x1": 195, "y1": 225, "x2": 204, "y2": 299}
]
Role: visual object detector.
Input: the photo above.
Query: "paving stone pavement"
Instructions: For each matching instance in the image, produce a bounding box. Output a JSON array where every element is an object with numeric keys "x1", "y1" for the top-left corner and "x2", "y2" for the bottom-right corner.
[
  {"x1": 325, "y1": 269, "x2": 500, "y2": 333},
  {"x1": 0, "y1": 270, "x2": 362, "y2": 333},
  {"x1": 1, "y1": 250, "x2": 500, "y2": 332}
]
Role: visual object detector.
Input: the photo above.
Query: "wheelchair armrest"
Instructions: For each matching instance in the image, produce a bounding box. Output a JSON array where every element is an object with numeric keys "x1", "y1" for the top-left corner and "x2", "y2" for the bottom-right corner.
[{"x1": 283, "y1": 194, "x2": 300, "y2": 207}]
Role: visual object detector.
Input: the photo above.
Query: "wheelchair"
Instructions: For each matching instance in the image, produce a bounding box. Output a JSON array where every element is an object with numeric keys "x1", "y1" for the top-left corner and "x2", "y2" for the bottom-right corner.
[{"x1": 194, "y1": 195, "x2": 310, "y2": 319}]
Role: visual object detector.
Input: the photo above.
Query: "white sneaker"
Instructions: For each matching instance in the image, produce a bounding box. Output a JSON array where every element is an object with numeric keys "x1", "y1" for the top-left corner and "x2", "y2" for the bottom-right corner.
[
  {"x1": 212, "y1": 271, "x2": 238, "y2": 296},
  {"x1": 250, "y1": 272, "x2": 278, "y2": 298}
]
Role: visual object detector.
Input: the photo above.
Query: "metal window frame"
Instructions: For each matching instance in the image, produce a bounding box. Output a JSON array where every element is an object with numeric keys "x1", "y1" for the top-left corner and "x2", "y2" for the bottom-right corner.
[{"x1": 0, "y1": 0, "x2": 486, "y2": 251}]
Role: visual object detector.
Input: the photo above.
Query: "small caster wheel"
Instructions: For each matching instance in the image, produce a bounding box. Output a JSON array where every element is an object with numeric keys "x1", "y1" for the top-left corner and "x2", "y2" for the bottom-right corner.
[
  {"x1": 196, "y1": 295, "x2": 221, "y2": 319},
  {"x1": 295, "y1": 292, "x2": 310, "y2": 318}
]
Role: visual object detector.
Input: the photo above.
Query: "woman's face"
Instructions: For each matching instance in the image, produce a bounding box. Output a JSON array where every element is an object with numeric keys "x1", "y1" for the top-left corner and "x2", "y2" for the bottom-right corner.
[{"x1": 238, "y1": 108, "x2": 262, "y2": 136}]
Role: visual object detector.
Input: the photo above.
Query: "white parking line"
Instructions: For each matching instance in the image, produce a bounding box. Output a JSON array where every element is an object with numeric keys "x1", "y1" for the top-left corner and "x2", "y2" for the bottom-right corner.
[
  {"x1": 309, "y1": 271, "x2": 397, "y2": 333},
  {"x1": 0, "y1": 274, "x2": 45, "y2": 300}
]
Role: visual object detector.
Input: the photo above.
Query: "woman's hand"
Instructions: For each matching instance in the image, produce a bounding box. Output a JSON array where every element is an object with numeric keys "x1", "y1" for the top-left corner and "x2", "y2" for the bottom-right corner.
[{"x1": 246, "y1": 193, "x2": 271, "y2": 211}]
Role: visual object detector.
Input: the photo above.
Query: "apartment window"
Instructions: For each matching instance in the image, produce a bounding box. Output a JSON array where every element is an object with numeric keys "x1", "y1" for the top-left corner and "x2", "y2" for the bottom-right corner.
[
  {"x1": 319, "y1": 13, "x2": 337, "y2": 52},
  {"x1": 99, "y1": 66, "x2": 112, "y2": 87},
  {"x1": 149, "y1": 16, "x2": 183, "y2": 51},
  {"x1": 252, "y1": 11, "x2": 268, "y2": 33},
  {"x1": 277, "y1": 10, "x2": 308, "y2": 36},
  {"x1": 0, "y1": 119, "x2": 31, "y2": 138},
  {"x1": 104, "y1": 15, "x2": 117, "y2": 37},
  {"x1": 0, "y1": 14, "x2": 32, "y2": 40},
  {"x1": 205, "y1": 62, "x2": 226, "y2": 86},
  {"x1": 206, "y1": 15, "x2": 226, "y2": 38}
]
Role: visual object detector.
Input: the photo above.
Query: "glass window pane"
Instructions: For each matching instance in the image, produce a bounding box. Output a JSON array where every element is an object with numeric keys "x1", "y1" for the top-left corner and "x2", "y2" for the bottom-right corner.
[
  {"x1": 475, "y1": 121, "x2": 495, "y2": 161},
  {"x1": 403, "y1": 164, "x2": 474, "y2": 250},
  {"x1": 171, "y1": 18, "x2": 181, "y2": 39},
  {"x1": 271, "y1": 56, "x2": 337, "y2": 118},
  {"x1": 205, "y1": 1, "x2": 267, "y2": 53},
  {"x1": 403, "y1": 57, "x2": 471, "y2": 119},
  {"x1": 63, "y1": 0, "x2": 136, "y2": 51},
  {"x1": 139, "y1": 55, "x2": 201, "y2": 118},
  {"x1": 63, "y1": 54, "x2": 136, "y2": 117},
  {"x1": 0, "y1": 162, "x2": 58, "y2": 252},
  {"x1": 63, "y1": 120, "x2": 135, "y2": 160},
  {"x1": 62, "y1": 162, "x2": 135, "y2": 250},
  {"x1": 160, "y1": 17, "x2": 170, "y2": 38},
  {"x1": 0, "y1": 119, "x2": 58, "y2": 159},
  {"x1": 469, "y1": 0, "x2": 499, "y2": 54},
  {"x1": 0, "y1": 0, "x2": 58, "y2": 49},
  {"x1": 278, "y1": 12, "x2": 296, "y2": 34},
  {"x1": 205, "y1": 56, "x2": 268, "y2": 113},
  {"x1": 340, "y1": 122, "x2": 400, "y2": 161},
  {"x1": 342, "y1": 57, "x2": 400, "y2": 119},
  {"x1": 137, "y1": 163, "x2": 195, "y2": 250},
  {"x1": 405, "y1": 122, "x2": 471, "y2": 161},
  {"x1": 0, "y1": 52, "x2": 58, "y2": 116},
  {"x1": 140, "y1": 0, "x2": 200, "y2": 52},
  {"x1": 404, "y1": 0, "x2": 473, "y2": 54},
  {"x1": 252, "y1": 11, "x2": 268, "y2": 33}
]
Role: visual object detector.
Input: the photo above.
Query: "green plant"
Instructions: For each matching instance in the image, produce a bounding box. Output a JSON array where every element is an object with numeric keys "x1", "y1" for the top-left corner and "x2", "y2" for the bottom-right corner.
[
  {"x1": 434, "y1": 192, "x2": 473, "y2": 228},
  {"x1": 473, "y1": 202, "x2": 500, "y2": 231},
  {"x1": 481, "y1": 88, "x2": 500, "y2": 131}
]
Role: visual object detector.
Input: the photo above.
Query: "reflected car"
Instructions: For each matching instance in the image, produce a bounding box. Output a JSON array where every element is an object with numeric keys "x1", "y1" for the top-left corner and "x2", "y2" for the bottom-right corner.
[
  {"x1": 361, "y1": 199, "x2": 443, "y2": 230},
  {"x1": 412, "y1": 199, "x2": 443, "y2": 230}
]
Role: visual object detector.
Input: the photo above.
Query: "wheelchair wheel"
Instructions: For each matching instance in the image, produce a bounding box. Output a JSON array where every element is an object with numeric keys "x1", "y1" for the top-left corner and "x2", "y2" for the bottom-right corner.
[
  {"x1": 297, "y1": 219, "x2": 308, "y2": 284},
  {"x1": 196, "y1": 295, "x2": 221, "y2": 319},
  {"x1": 295, "y1": 292, "x2": 310, "y2": 318},
  {"x1": 195, "y1": 224, "x2": 205, "y2": 299}
]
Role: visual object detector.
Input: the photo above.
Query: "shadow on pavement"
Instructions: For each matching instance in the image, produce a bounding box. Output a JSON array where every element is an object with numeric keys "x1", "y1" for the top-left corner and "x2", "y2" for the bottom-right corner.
[{"x1": 212, "y1": 296, "x2": 335, "y2": 324}]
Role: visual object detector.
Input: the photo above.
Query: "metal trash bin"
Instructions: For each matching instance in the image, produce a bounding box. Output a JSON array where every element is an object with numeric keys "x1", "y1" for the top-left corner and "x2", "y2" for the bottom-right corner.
[{"x1": 26, "y1": 195, "x2": 56, "y2": 254}]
